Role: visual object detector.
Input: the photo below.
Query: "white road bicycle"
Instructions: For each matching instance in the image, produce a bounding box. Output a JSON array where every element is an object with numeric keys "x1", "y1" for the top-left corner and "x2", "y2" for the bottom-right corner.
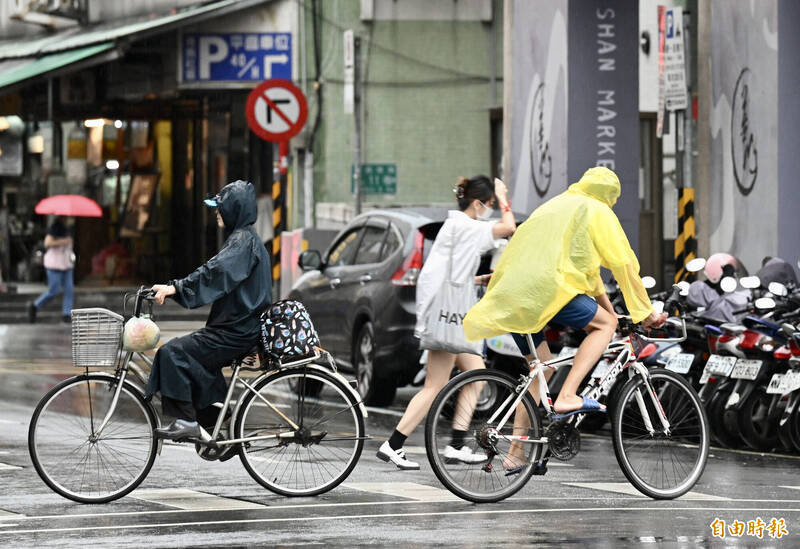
[
  {"x1": 425, "y1": 289, "x2": 710, "y2": 503},
  {"x1": 28, "y1": 288, "x2": 367, "y2": 504}
]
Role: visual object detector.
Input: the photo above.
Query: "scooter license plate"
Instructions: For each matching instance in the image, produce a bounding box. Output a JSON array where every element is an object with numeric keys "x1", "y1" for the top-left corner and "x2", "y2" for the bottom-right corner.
[
  {"x1": 766, "y1": 373, "x2": 784, "y2": 394},
  {"x1": 665, "y1": 353, "x2": 694, "y2": 374},
  {"x1": 699, "y1": 355, "x2": 737, "y2": 384},
  {"x1": 780, "y1": 371, "x2": 800, "y2": 394},
  {"x1": 730, "y1": 359, "x2": 763, "y2": 380}
]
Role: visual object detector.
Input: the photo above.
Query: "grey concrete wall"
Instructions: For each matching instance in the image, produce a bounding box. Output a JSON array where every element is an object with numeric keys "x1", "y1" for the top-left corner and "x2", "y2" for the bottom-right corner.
[
  {"x1": 709, "y1": 0, "x2": 778, "y2": 271},
  {"x1": 778, "y1": 0, "x2": 800, "y2": 266},
  {"x1": 507, "y1": 0, "x2": 568, "y2": 213}
]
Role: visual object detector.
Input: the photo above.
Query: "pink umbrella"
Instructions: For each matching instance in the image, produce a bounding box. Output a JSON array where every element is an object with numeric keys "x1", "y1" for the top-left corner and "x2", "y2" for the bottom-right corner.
[{"x1": 34, "y1": 195, "x2": 103, "y2": 217}]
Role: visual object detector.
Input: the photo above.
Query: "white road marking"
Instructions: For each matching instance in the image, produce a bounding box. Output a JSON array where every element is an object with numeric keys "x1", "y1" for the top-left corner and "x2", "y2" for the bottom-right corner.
[
  {"x1": 0, "y1": 510, "x2": 22, "y2": 519},
  {"x1": 3, "y1": 506, "x2": 800, "y2": 535},
  {"x1": 0, "y1": 463, "x2": 21, "y2": 471},
  {"x1": 130, "y1": 488, "x2": 265, "y2": 511},
  {"x1": 0, "y1": 420, "x2": 14, "y2": 424},
  {"x1": 364, "y1": 406, "x2": 405, "y2": 418},
  {"x1": 344, "y1": 482, "x2": 459, "y2": 502},
  {"x1": 562, "y1": 482, "x2": 729, "y2": 501},
  {"x1": 781, "y1": 486, "x2": 800, "y2": 491}
]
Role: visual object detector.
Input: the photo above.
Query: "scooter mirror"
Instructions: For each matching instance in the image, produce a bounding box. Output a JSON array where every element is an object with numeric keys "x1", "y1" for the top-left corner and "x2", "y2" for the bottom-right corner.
[
  {"x1": 676, "y1": 280, "x2": 691, "y2": 296},
  {"x1": 642, "y1": 276, "x2": 656, "y2": 289},
  {"x1": 769, "y1": 281, "x2": 788, "y2": 297},
  {"x1": 782, "y1": 323, "x2": 796, "y2": 338},
  {"x1": 686, "y1": 257, "x2": 706, "y2": 273},
  {"x1": 720, "y1": 276, "x2": 738, "y2": 293},
  {"x1": 755, "y1": 297, "x2": 776, "y2": 310},
  {"x1": 652, "y1": 300, "x2": 664, "y2": 314},
  {"x1": 740, "y1": 276, "x2": 761, "y2": 289}
]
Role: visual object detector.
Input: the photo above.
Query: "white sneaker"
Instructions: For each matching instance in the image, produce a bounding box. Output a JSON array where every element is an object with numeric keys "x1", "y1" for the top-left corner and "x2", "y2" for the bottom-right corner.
[
  {"x1": 443, "y1": 445, "x2": 487, "y2": 464},
  {"x1": 376, "y1": 441, "x2": 420, "y2": 470}
]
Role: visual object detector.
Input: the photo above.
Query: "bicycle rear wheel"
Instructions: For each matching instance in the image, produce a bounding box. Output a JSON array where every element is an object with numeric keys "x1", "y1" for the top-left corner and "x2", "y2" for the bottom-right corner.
[
  {"x1": 236, "y1": 368, "x2": 365, "y2": 496},
  {"x1": 425, "y1": 369, "x2": 542, "y2": 503},
  {"x1": 611, "y1": 368, "x2": 709, "y2": 499},
  {"x1": 28, "y1": 374, "x2": 158, "y2": 503}
]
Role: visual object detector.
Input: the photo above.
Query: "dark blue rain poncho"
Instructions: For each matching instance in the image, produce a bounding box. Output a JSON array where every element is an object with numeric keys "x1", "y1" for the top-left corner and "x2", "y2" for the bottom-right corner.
[{"x1": 146, "y1": 180, "x2": 272, "y2": 411}]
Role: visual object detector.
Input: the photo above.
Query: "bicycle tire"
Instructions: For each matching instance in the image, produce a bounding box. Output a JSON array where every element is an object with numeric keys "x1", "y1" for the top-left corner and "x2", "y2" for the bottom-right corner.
[
  {"x1": 236, "y1": 368, "x2": 364, "y2": 497},
  {"x1": 611, "y1": 368, "x2": 709, "y2": 499},
  {"x1": 28, "y1": 373, "x2": 158, "y2": 503},
  {"x1": 425, "y1": 369, "x2": 542, "y2": 503}
]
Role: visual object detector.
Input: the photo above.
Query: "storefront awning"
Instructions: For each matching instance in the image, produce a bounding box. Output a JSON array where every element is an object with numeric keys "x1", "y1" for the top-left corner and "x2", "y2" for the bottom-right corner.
[
  {"x1": 0, "y1": 42, "x2": 117, "y2": 92},
  {"x1": 0, "y1": 0, "x2": 272, "y2": 92}
]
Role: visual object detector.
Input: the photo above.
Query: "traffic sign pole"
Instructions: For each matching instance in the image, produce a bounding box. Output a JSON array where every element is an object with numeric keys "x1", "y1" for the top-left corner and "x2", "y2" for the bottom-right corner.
[{"x1": 245, "y1": 80, "x2": 308, "y2": 296}]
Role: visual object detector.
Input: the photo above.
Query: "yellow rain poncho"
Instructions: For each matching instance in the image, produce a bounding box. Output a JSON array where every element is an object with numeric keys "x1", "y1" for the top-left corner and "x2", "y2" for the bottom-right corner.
[{"x1": 464, "y1": 167, "x2": 653, "y2": 341}]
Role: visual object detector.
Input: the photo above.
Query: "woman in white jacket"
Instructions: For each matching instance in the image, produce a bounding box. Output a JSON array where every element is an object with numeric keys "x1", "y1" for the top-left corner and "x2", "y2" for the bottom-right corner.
[{"x1": 376, "y1": 175, "x2": 517, "y2": 469}]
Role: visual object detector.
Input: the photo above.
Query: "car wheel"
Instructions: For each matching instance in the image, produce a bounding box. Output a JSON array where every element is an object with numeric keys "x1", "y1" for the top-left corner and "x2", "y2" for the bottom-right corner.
[{"x1": 354, "y1": 321, "x2": 396, "y2": 406}]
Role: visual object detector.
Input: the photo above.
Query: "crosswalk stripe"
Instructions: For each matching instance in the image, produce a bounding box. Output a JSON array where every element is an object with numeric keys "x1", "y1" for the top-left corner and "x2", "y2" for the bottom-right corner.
[
  {"x1": 131, "y1": 489, "x2": 266, "y2": 511},
  {"x1": 562, "y1": 482, "x2": 729, "y2": 500},
  {"x1": 0, "y1": 462, "x2": 21, "y2": 471},
  {"x1": 344, "y1": 482, "x2": 459, "y2": 502}
]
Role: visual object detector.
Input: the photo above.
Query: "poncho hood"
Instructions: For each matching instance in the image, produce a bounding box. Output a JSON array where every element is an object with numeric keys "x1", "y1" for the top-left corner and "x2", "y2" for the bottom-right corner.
[
  {"x1": 568, "y1": 166, "x2": 620, "y2": 207},
  {"x1": 217, "y1": 180, "x2": 258, "y2": 232}
]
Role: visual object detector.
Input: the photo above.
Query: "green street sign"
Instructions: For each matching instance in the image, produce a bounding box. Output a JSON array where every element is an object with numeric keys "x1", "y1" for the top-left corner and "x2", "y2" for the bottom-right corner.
[{"x1": 351, "y1": 163, "x2": 397, "y2": 195}]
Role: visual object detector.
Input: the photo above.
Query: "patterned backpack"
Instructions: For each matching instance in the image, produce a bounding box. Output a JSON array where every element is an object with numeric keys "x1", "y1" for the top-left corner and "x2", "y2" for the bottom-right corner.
[{"x1": 260, "y1": 300, "x2": 321, "y2": 365}]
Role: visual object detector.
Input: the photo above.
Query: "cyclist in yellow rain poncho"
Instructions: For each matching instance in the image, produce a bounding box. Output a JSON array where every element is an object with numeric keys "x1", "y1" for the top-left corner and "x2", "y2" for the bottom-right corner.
[{"x1": 464, "y1": 167, "x2": 665, "y2": 439}]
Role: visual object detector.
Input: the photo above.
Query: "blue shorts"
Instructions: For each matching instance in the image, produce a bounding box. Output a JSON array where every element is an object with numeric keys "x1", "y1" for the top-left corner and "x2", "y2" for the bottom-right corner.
[{"x1": 511, "y1": 294, "x2": 599, "y2": 355}]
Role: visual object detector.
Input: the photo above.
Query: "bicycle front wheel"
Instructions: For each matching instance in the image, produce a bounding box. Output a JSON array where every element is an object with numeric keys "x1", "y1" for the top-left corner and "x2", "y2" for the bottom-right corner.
[
  {"x1": 236, "y1": 368, "x2": 365, "y2": 496},
  {"x1": 28, "y1": 374, "x2": 158, "y2": 503},
  {"x1": 611, "y1": 368, "x2": 709, "y2": 499},
  {"x1": 425, "y1": 369, "x2": 542, "y2": 503}
]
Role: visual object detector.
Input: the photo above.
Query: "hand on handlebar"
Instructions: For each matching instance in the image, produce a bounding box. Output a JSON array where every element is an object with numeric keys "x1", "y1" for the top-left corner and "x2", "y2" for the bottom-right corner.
[
  {"x1": 641, "y1": 311, "x2": 668, "y2": 330},
  {"x1": 151, "y1": 284, "x2": 176, "y2": 305}
]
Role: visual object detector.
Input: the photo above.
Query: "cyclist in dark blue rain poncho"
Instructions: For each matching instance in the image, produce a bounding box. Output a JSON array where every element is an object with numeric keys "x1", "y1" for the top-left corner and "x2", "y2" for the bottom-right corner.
[{"x1": 147, "y1": 180, "x2": 272, "y2": 441}]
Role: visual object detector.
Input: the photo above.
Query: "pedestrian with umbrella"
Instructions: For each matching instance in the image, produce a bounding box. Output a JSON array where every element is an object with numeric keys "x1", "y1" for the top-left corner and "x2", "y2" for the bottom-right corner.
[{"x1": 28, "y1": 195, "x2": 102, "y2": 323}]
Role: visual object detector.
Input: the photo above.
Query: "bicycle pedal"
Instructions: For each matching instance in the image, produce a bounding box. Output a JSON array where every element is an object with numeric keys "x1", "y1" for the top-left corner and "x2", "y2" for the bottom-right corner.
[{"x1": 532, "y1": 459, "x2": 548, "y2": 476}]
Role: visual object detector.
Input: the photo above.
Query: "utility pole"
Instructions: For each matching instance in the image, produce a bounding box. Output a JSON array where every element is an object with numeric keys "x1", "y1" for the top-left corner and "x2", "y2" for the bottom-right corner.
[{"x1": 352, "y1": 34, "x2": 362, "y2": 215}]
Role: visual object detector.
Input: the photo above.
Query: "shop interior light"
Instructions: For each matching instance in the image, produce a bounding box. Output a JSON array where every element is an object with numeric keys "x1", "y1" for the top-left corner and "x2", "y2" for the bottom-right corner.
[
  {"x1": 114, "y1": 120, "x2": 123, "y2": 129},
  {"x1": 84, "y1": 118, "x2": 106, "y2": 128},
  {"x1": 0, "y1": 117, "x2": 9, "y2": 131},
  {"x1": 28, "y1": 135, "x2": 44, "y2": 153},
  {"x1": 105, "y1": 159, "x2": 120, "y2": 170}
]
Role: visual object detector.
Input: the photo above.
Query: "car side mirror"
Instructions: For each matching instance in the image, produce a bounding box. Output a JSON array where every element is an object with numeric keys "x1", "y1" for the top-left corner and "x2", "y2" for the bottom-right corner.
[{"x1": 298, "y1": 250, "x2": 323, "y2": 271}]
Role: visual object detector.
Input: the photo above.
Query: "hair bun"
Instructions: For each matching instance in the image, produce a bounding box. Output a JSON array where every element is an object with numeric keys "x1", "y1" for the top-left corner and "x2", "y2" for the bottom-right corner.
[{"x1": 453, "y1": 176, "x2": 468, "y2": 199}]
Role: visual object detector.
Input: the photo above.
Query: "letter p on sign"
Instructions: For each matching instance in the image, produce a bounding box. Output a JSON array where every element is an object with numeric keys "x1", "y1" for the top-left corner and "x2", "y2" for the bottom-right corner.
[{"x1": 198, "y1": 36, "x2": 228, "y2": 80}]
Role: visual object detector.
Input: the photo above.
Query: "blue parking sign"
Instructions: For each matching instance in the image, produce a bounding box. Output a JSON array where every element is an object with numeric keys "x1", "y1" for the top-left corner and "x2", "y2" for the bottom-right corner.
[{"x1": 182, "y1": 33, "x2": 292, "y2": 83}]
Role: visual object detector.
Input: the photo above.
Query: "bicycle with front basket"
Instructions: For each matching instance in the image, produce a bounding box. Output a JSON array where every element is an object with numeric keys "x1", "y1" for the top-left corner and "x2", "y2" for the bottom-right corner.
[
  {"x1": 28, "y1": 287, "x2": 367, "y2": 503},
  {"x1": 425, "y1": 286, "x2": 710, "y2": 503}
]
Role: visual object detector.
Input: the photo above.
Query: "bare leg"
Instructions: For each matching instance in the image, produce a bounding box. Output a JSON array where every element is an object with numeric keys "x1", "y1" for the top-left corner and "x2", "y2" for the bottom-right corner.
[
  {"x1": 553, "y1": 307, "x2": 617, "y2": 414},
  {"x1": 450, "y1": 353, "x2": 487, "y2": 431},
  {"x1": 505, "y1": 340, "x2": 553, "y2": 469},
  {"x1": 395, "y1": 350, "x2": 457, "y2": 436}
]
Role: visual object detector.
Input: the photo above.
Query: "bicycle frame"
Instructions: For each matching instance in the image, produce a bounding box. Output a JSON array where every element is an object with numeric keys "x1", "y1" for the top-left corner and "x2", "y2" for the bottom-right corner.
[{"x1": 486, "y1": 318, "x2": 689, "y2": 446}]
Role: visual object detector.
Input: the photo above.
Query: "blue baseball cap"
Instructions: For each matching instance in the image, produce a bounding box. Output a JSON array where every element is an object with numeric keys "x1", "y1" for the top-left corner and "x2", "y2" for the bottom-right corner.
[{"x1": 204, "y1": 193, "x2": 220, "y2": 207}]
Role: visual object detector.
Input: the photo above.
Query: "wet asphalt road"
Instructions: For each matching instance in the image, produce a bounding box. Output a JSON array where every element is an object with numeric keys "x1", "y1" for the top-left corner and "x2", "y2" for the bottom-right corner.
[{"x1": 1, "y1": 323, "x2": 800, "y2": 547}]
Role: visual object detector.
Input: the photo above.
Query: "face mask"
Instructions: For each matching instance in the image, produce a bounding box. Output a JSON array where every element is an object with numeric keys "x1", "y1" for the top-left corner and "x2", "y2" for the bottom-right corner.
[{"x1": 477, "y1": 201, "x2": 494, "y2": 221}]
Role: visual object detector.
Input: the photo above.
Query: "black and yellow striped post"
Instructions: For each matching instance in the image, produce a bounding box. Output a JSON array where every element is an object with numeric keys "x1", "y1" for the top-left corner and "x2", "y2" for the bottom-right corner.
[
  {"x1": 272, "y1": 159, "x2": 283, "y2": 292},
  {"x1": 674, "y1": 187, "x2": 698, "y2": 283}
]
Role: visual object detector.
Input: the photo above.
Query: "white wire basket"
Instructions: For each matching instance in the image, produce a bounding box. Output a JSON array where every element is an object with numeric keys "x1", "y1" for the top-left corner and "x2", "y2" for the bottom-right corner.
[{"x1": 71, "y1": 308, "x2": 124, "y2": 368}]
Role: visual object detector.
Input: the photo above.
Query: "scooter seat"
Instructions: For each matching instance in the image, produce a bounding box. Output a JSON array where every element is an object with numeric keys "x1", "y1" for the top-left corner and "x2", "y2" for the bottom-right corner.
[{"x1": 720, "y1": 323, "x2": 746, "y2": 336}]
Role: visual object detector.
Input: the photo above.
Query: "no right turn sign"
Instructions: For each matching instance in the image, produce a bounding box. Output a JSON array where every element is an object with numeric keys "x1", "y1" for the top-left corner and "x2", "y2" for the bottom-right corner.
[{"x1": 245, "y1": 79, "x2": 308, "y2": 142}]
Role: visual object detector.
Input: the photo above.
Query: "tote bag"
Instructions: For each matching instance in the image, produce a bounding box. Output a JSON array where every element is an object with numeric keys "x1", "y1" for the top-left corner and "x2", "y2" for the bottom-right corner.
[{"x1": 419, "y1": 226, "x2": 483, "y2": 356}]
